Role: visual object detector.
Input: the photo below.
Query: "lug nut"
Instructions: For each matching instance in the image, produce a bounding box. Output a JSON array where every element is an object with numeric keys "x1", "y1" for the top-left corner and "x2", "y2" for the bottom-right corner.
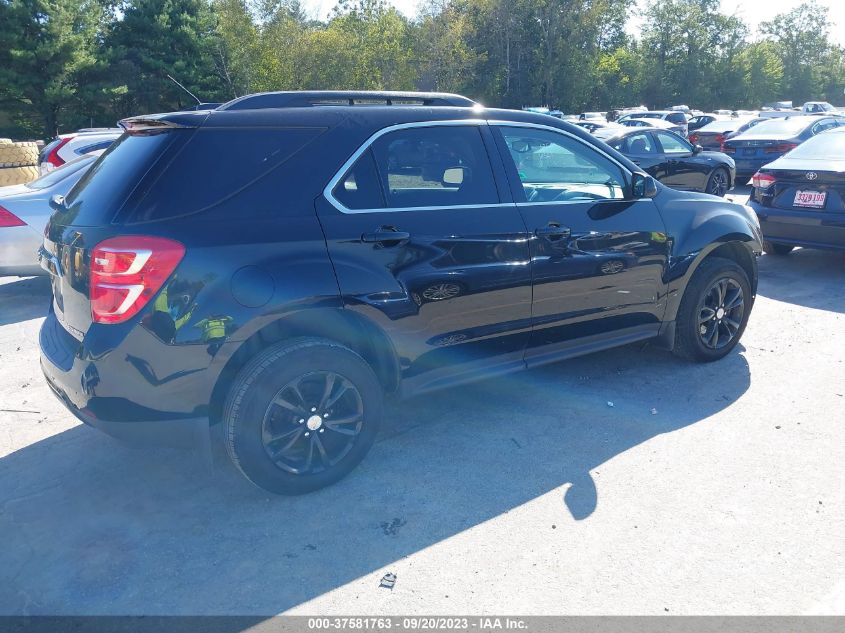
[{"x1": 304, "y1": 432, "x2": 310, "y2": 437}]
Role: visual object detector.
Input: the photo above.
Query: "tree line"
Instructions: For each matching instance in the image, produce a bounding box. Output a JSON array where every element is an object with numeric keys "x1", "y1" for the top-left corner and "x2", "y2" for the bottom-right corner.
[{"x1": 1, "y1": 0, "x2": 843, "y2": 139}]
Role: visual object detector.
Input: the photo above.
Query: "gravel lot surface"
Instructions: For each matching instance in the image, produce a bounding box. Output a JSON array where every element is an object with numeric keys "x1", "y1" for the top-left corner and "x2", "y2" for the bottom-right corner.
[{"x1": 1, "y1": 186, "x2": 843, "y2": 615}]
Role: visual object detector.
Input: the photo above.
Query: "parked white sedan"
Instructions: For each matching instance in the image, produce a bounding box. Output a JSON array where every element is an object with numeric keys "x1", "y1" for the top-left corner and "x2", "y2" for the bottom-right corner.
[{"x1": 0, "y1": 152, "x2": 101, "y2": 276}]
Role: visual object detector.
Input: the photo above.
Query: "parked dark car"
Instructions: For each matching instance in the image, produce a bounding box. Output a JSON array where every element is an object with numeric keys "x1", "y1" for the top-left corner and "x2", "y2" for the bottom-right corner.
[
  {"x1": 594, "y1": 127, "x2": 736, "y2": 196},
  {"x1": 39, "y1": 91, "x2": 762, "y2": 494},
  {"x1": 687, "y1": 113, "x2": 727, "y2": 133},
  {"x1": 689, "y1": 118, "x2": 756, "y2": 151},
  {"x1": 748, "y1": 127, "x2": 845, "y2": 255},
  {"x1": 723, "y1": 115, "x2": 845, "y2": 176}
]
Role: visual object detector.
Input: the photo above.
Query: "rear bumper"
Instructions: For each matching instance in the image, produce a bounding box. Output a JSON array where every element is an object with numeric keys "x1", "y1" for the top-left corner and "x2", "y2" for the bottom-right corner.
[
  {"x1": 734, "y1": 155, "x2": 782, "y2": 175},
  {"x1": 0, "y1": 224, "x2": 44, "y2": 276},
  {"x1": 39, "y1": 308, "x2": 214, "y2": 449},
  {"x1": 749, "y1": 199, "x2": 845, "y2": 249}
]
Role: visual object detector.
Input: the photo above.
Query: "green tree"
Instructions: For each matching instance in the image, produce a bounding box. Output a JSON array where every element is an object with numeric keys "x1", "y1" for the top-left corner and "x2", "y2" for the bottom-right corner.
[
  {"x1": 759, "y1": 1, "x2": 837, "y2": 104},
  {"x1": 105, "y1": 0, "x2": 226, "y2": 116},
  {"x1": 0, "y1": 0, "x2": 107, "y2": 137}
]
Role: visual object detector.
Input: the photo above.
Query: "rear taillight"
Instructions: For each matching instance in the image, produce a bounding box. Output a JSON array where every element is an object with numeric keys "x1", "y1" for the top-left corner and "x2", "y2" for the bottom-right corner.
[
  {"x1": 45, "y1": 137, "x2": 72, "y2": 168},
  {"x1": 715, "y1": 134, "x2": 726, "y2": 146},
  {"x1": 766, "y1": 143, "x2": 798, "y2": 154},
  {"x1": 752, "y1": 172, "x2": 777, "y2": 189},
  {"x1": 90, "y1": 236, "x2": 185, "y2": 324},
  {"x1": 0, "y1": 205, "x2": 26, "y2": 227},
  {"x1": 688, "y1": 133, "x2": 699, "y2": 144}
]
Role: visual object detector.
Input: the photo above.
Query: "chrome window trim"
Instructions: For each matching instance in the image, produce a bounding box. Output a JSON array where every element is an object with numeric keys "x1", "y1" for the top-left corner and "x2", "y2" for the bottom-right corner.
[{"x1": 322, "y1": 118, "x2": 638, "y2": 214}]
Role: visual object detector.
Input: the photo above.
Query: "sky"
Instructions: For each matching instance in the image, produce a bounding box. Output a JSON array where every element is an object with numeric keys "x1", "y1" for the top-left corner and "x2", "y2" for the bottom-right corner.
[{"x1": 302, "y1": 0, "x2": 845, "y2": 45}]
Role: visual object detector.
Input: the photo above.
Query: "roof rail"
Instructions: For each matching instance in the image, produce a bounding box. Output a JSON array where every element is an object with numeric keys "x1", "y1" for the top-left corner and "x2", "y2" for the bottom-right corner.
[{"x1": 218, "y1": 91, "x2": 478, "y2": 111}]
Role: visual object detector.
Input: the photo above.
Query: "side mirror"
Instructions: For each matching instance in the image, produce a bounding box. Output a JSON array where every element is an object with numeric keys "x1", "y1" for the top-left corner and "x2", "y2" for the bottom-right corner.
[
  {"x1": 442, "y1": 166, "x2": 469, "y2": 186},
  {"x1": 632, "y1": 173, "x2": 658, "y2": 199},
  {"x1": 693, "y1": 144, "x2": 704, "y2": 154}
]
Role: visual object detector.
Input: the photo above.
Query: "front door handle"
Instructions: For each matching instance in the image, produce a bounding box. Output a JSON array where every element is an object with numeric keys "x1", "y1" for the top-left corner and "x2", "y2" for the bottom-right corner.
[
  {"x1": 361, "y1": 226, "x2": 410, "y2": 244},
  {"x1": 535, "y1": 223, "x2": 571, "y2": 240}
]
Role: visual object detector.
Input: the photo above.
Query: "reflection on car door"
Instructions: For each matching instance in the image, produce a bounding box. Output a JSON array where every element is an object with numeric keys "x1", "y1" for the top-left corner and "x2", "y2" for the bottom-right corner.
[
  {"x1": 653, "y1": 131, "x2": 707, "y2": 191},
  {"x1": 317, "y1": 122, "x2": 533, "y2": 394},
  {"x1": 492, "y1": 124, "x2": 670, "y2": 364}
]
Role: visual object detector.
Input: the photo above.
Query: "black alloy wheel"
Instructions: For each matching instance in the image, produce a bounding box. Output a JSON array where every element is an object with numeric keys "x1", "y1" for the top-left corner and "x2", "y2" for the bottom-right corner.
[
  {"x1": 262, "y1": 371, "x2": 364, "y2": 475},
  {"x1": 706, "y1": 168, "x2": 730, "y2": 197},
  {"x1": 224, "y1": 338, "x2": 383, "y2": 494},
  {"x1": 673, "y1": 256, "x2": 752, "y2": 362},
  {"x1": 697, "y1": 277, "x2": 745, "y2": 350}
]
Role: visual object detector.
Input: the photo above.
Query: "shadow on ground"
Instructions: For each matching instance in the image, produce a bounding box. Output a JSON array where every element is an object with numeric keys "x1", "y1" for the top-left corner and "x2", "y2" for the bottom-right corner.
[
  {"x1": 0, "y1": 276, "x2": 51, "y2": 326},
  {"x1": 757, "y1": 248, "x2": 845, "y2": 313},
  {"x1": 0, "y1": 340, "x2": 750, "y2": 615}
]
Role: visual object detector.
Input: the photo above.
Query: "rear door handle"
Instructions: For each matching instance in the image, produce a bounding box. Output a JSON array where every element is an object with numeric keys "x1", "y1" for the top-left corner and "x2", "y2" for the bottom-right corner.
[
  {"x1": 535, "y1": 224, "x2": 571, "y2": 239},
  {"x1": 361, "y1": 227, "x2": 410, "y2": 244}
]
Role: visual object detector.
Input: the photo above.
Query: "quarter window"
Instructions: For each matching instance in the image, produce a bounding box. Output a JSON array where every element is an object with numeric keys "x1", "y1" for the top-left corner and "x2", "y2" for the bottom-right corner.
[
  {"x1": 332, "y1": 149, "x2": 384, "y2": 210},
  {"x1": 498, "y1": 127, "x2": 626, "y2": 202}
]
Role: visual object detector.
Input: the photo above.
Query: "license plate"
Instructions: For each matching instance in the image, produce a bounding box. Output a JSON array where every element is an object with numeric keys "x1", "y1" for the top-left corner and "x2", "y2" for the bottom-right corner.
[{"x1": 794, "y1": 190, "x2": 826, "y2": 209}]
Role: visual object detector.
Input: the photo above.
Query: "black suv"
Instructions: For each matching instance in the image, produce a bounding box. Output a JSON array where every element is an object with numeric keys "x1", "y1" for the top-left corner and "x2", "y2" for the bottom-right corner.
[{"x1": 39, "y1": 91, "x2": 762, "y2": 494}]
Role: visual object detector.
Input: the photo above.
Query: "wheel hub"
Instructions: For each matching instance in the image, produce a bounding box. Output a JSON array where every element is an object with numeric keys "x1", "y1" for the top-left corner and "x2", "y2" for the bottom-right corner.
[
  {"x1": 306, "y1": 414, "x2": 323, "y2": 431},
  {"x1": 716, "y1": 307, "x2": 725, "y2": 319}
]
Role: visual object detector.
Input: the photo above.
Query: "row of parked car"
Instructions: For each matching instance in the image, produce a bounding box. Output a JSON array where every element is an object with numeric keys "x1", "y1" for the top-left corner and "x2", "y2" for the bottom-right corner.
[
  {"x1": 0, "y1": 91, "x2": 841, "y2": 495},
  {"x1": 567, "y1": 106, "x2": 845, "y2": 254}
]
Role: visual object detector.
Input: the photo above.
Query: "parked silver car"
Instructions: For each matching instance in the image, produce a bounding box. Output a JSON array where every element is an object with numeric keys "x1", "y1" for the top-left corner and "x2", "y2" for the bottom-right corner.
[{"x1": 0, "y1": 151, "x2": 101, "y2": 276}]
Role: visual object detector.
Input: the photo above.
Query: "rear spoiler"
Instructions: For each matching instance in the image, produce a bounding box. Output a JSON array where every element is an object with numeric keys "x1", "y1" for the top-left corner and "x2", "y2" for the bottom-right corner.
[{"x1": 118, "y1": 110, "x2": 210, "y2": 134}]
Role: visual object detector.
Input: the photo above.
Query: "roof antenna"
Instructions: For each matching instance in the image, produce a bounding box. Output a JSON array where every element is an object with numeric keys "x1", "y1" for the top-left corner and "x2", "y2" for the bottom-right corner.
[{"x1": 167, "y1": 74, "x2": 202, "y2": 105}]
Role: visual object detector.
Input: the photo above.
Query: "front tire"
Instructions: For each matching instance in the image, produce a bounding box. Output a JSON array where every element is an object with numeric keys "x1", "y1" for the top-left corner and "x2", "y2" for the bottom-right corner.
[
  {"x1": 763, "y1": 241, "x2": 794, "y2": 256},
  {"x1": 705, "y1": 167, "x2": 730, "y2": 197},
  {"x1": 223, "y1": 338, "x2": 383, "y2": 494},
  {"x1": 673, "y1": 256, "x2": 751, "y2": 362}
]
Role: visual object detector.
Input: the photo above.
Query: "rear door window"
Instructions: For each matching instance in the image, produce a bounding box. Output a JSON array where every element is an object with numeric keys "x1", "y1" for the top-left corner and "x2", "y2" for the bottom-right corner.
[{"x1": 369, "y1": 126, "x2": 499, "y2": 210}]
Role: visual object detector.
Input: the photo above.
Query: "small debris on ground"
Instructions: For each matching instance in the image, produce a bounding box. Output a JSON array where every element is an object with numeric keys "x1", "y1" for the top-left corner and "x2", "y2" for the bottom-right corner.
[
  {"x1": 380, "y1": 518, "x2": 407, "y2": 536},
  {"x1": 379, "y1": 572, "x2": 397, "y2": 590},
  {"x1": 650, "y1": 408, "x2": 658, "y2": 415},
  {"x1": 607, "y1": 401, "x2": 614, "y2": 408}
]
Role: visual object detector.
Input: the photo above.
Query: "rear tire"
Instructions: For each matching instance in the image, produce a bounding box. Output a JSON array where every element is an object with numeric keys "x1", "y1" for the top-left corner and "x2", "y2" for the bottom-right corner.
[
  {"x1": 673, "y1": 256, "x2": 751, "y2": 362},
  {"x1": 223, "y1": 337, "x2": 383, "y2": 495},
  {"x1": 705, "y1": 167, "x2": 730, "y2": 197},
  {"x1": 763, "y1": 241, "x2": 794, "y2": 256}
]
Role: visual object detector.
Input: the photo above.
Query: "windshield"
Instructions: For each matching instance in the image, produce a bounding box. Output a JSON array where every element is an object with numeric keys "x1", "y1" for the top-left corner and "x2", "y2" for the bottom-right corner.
[
  {"x1": 787, "y1": 130, "x2": 845, "y2": 159},
  {"x1": 635, "y1": 113, "x2": 664, "y2": 119},
  {"x1": 25, "y1": 153, "x2": 98, "y2": 191}
]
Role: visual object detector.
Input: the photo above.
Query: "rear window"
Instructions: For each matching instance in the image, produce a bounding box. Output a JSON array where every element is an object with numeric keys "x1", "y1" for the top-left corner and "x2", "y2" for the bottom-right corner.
[
  {"x1": 61, "y1": 127, "x2": 324, "y2": 225},
  {"x1": 125, "y1": 127, "x2": 324, "y2": 222},
  {"x1": 744, "y1": 118, "x2": 813, "y2": 137},
  {"x1": 787, "y1": 130, "x2": 845, "y2": 159},
  {"x1": 60, "y1": 132, "x2": 174, "y2": 226}
]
